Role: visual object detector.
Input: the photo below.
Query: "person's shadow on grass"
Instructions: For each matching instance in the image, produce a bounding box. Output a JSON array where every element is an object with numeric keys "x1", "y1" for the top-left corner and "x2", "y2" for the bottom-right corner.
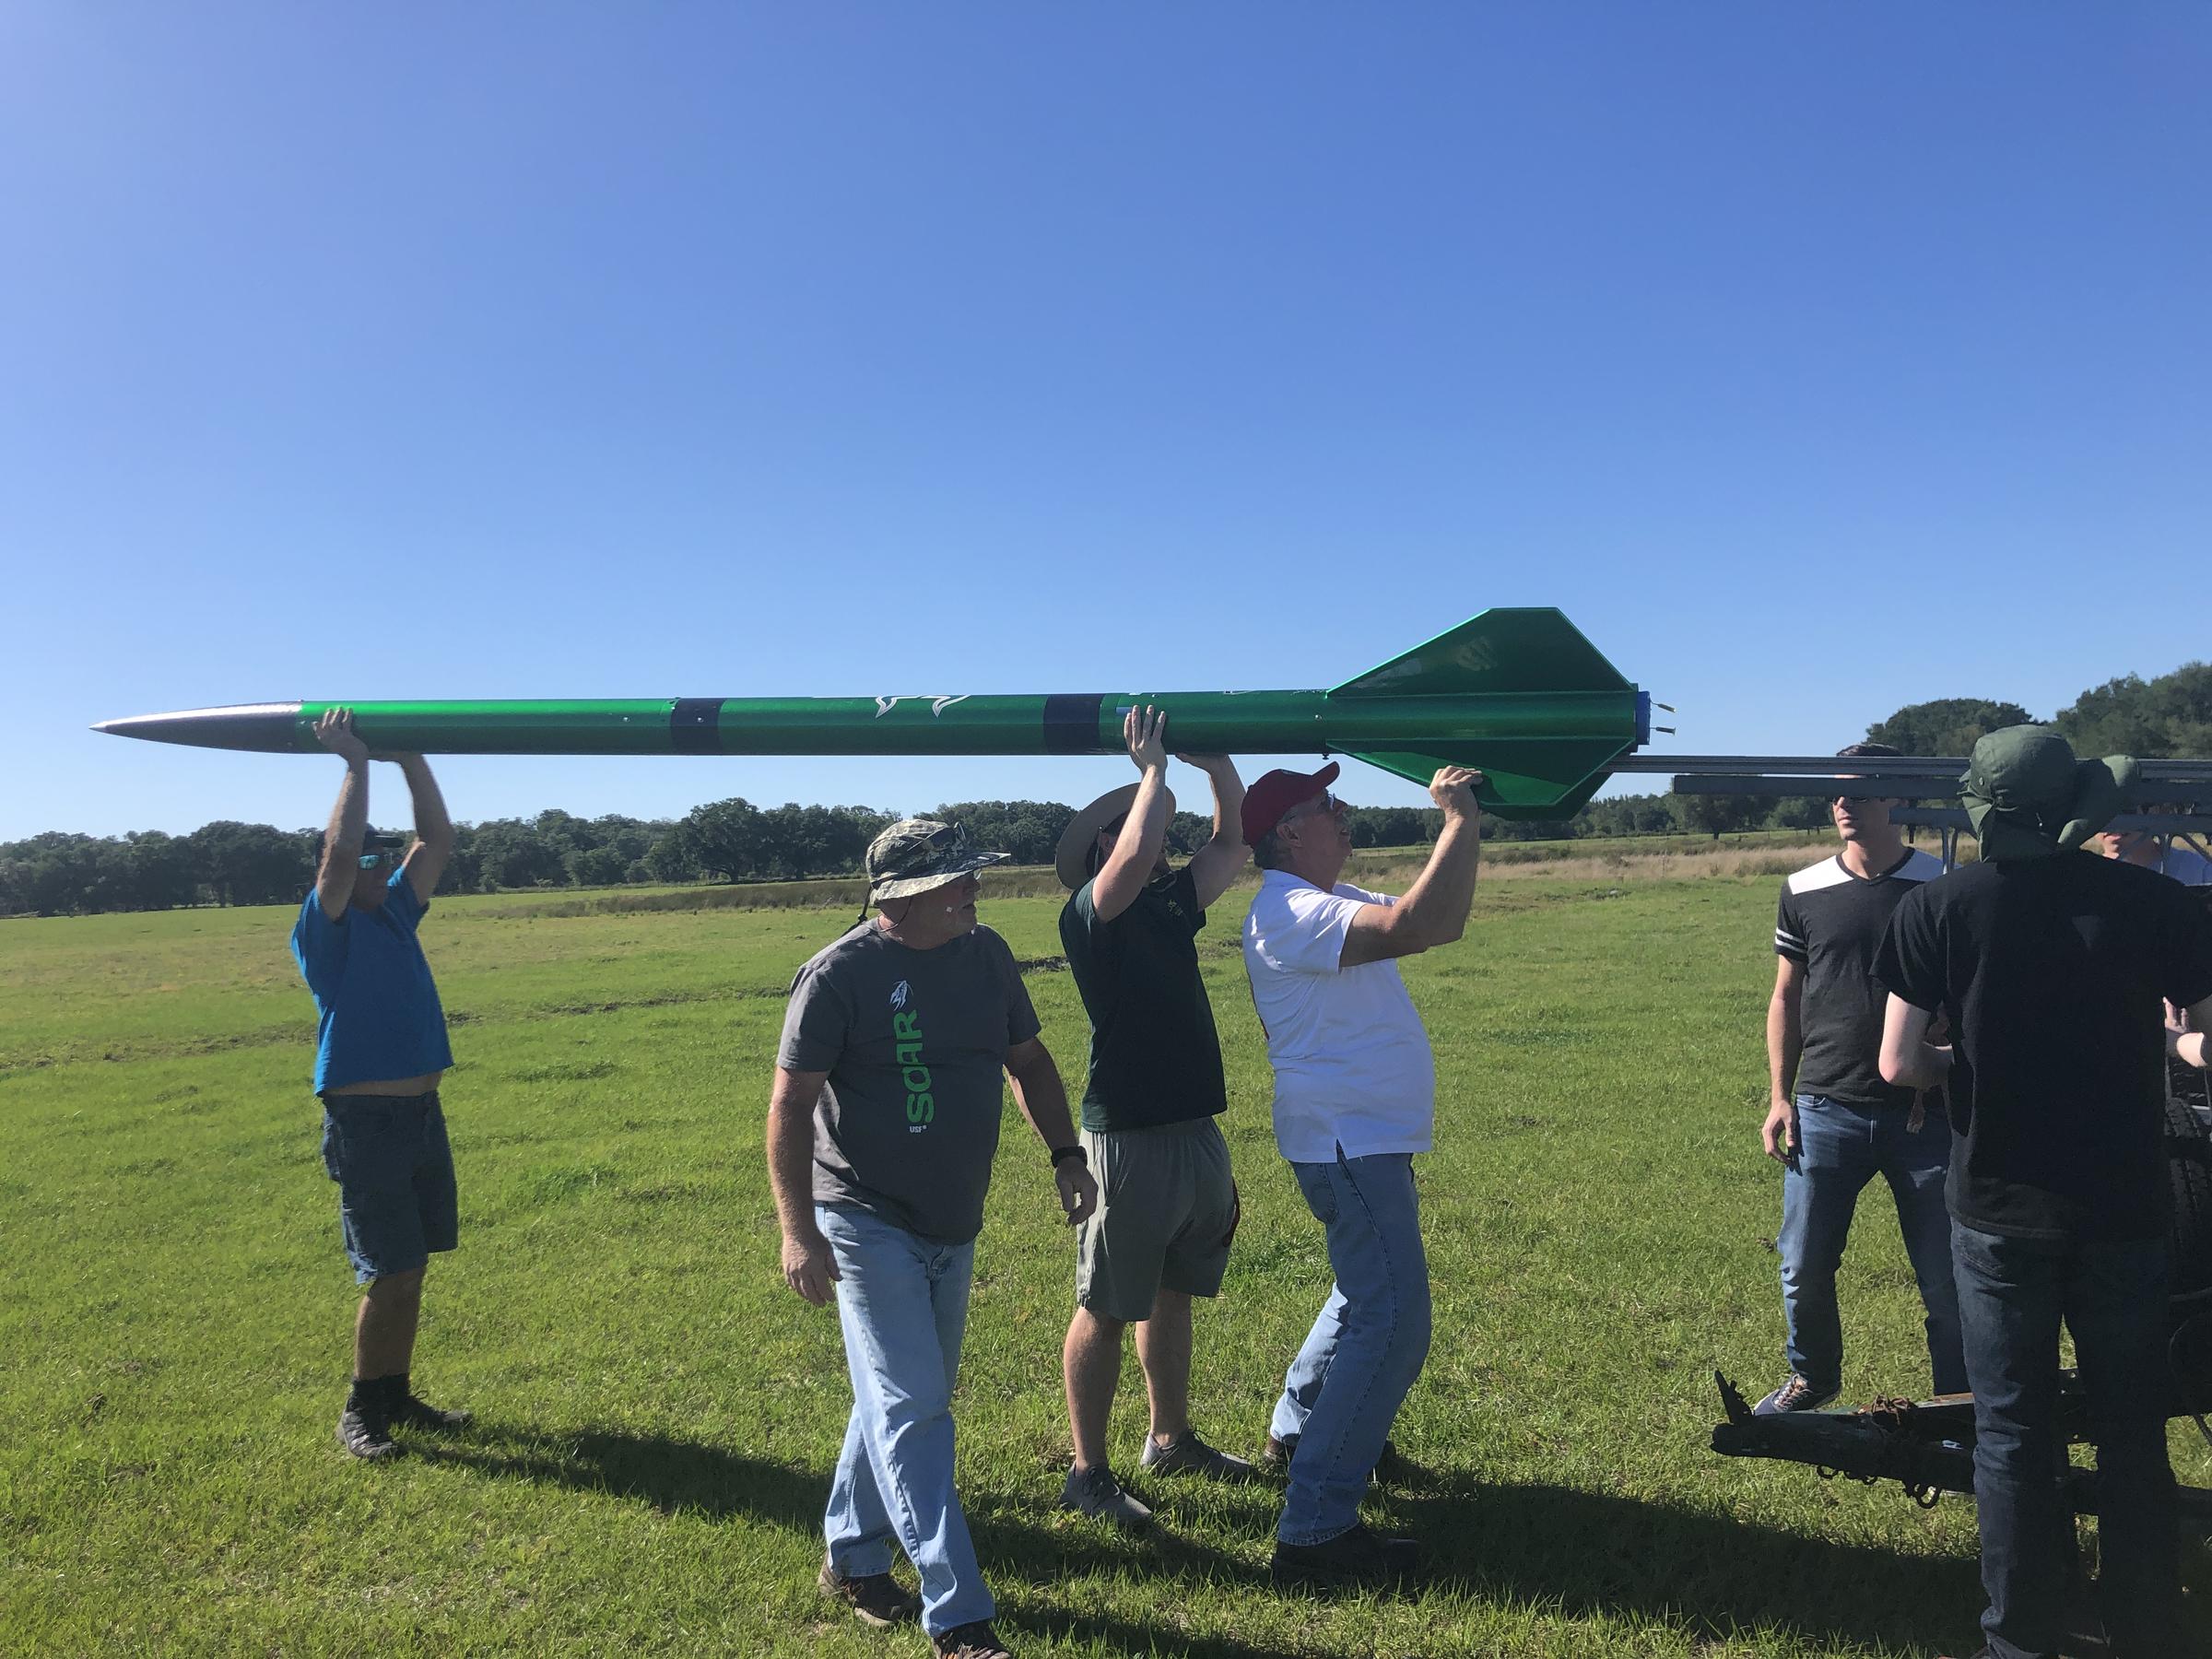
[
  {"x1": 412, "y1": 1420, "x2": 1265, "y2": 1589},
  {"x1": 415, "y1": 1423, "x2": 2098, "y2": 1653}
]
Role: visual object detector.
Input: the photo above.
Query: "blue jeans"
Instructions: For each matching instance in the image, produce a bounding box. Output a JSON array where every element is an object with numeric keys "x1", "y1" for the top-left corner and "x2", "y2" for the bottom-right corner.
[
  {"x1": 816, "y1": 1204, "x2": 993, "y2": 1637},
  {"x1": 1779, "y1": 1094, "x2": 1966, "y2": 1395},
  {"x1": 1269, "y1": 1151, "x2": 1431, "y2": 1546},
  {"x1": 1952, "y1": 1222, "x2": 2181, "y2": 1659}
]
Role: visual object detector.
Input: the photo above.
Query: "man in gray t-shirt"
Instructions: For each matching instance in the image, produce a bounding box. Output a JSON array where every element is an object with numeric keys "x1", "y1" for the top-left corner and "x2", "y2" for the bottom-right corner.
[{"x1": 766, "y1": 818, "x2": 1097, "y2": 1659}]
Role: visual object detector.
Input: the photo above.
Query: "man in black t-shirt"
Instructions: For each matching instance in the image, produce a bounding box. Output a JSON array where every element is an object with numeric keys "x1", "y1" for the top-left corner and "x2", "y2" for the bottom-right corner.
[
  {"x1": 1877, "y1": 726, "x2": 2212, "y2": 1659},
  {"x1": 1053, "y1": 706, "x2": 1253, "y2": 1529},
  {"x1": 1757, "y1": 742, "x2": 1964, "y2": 1416}
]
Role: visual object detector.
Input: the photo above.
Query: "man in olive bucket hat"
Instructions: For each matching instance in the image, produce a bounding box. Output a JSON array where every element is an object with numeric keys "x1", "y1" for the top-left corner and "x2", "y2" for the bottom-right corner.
[
  {"x1": 1875, "y1": 726, "x2": 2212, "y2": 1659},
  {"x1": 1052, "y1": 706, "x2": 1254, "y2": 1530},
  {"x1": 768, "y1": 818, "x2": 1099, "y2": 1659}
]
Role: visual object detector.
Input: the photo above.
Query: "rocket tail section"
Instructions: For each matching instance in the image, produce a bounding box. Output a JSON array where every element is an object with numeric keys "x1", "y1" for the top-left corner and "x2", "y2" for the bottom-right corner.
[
  {"x1": 1330, "y1": 607, "x2": 1631, "y2": 700},
  {"x1": 1333, "y1": 608, "x2": 1643, "y2": 818}
]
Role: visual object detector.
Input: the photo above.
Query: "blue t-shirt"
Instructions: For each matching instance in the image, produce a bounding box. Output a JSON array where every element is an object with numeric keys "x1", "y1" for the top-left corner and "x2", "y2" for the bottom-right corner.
[{"x1": 292, "y1": 871, "x2": 455, "y2": 1091}]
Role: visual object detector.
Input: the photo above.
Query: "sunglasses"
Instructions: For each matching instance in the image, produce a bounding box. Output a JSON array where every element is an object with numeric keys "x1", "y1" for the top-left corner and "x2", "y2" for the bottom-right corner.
[
  {"x1": 357, "y1": 848, "x2": 400, "y2": 870},
  {"x1": 1279, "y1": 792, "x2": 1347, "y2": 831}
]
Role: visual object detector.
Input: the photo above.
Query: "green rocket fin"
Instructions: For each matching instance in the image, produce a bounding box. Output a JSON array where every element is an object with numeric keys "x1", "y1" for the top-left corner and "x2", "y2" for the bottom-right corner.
[
  {"x1": 1344, "y1": 740, "x2": 1622, "y2": 821},
  {"x1": 1330, "y1": 607, "x2": 1630, "y2": 700}
]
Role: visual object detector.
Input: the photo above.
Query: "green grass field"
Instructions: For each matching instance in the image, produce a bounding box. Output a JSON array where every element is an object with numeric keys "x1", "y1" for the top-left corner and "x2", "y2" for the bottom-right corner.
[{"x1": 5, "y1": 867, "x2": 2205, "y2": 1656}]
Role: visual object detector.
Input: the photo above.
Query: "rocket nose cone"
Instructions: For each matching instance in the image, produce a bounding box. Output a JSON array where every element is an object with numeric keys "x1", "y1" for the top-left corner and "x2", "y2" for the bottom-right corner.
[{"x1": 92, "y1": 703, "x2": 309, "y2": 752}]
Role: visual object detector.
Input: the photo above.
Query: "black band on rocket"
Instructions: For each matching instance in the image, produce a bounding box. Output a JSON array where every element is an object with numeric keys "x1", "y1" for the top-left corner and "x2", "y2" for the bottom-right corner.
[
  {"x1": 1042, "y1": 693, "x2": 1105, "y2": 754},
  {"x1": 670, "y1": 699, "x2": 725, "y2": 754}
]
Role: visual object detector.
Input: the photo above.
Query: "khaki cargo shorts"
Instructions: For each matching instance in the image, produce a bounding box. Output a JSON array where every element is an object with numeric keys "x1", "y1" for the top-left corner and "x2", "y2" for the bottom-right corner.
[{"x1": 1076, "y1": 1115, "x2": 1238, "y2": 1321}]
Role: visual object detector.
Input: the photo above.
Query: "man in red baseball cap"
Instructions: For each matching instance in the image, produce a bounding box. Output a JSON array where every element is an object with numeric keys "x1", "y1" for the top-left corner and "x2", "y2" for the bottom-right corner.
[{"x1": 1238, "y1": 758, "x2": 1485, "y2": 1591}]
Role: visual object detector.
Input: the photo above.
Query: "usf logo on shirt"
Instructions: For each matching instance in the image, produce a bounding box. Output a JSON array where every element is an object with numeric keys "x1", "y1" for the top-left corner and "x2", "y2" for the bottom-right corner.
[{"x1": 894, "y1": 1007, "x2": 935, "y2": 1132}]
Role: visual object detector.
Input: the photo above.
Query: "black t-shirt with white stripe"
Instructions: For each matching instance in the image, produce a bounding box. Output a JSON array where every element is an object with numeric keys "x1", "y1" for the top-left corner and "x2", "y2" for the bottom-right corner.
[{"x1": 1776, "y1": 846, "x2": 1944, "y2": 1109}]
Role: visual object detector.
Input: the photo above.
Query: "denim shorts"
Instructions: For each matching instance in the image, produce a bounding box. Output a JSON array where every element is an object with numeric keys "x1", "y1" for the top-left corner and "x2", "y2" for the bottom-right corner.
[{"x1": 319, "y1": 1092, "x2": 459, "y2": 1283}]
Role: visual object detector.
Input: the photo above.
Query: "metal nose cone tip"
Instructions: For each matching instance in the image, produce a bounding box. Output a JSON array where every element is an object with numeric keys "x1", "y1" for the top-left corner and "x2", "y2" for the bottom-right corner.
[{"x1": 92, "y1": 702, "x2": 308, "y2": 753}]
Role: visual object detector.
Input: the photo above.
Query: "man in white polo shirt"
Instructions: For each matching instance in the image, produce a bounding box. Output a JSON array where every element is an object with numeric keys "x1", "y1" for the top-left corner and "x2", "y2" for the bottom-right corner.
[{"x1": 1239, "y1": 759, "x2": 1483, "y2": 1592}]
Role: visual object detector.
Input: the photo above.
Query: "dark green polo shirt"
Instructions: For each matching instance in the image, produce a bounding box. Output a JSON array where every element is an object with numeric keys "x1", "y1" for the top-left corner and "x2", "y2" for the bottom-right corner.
[{"x1": 1059, "y1": 865, "x2": 1228, "y2": 1133}]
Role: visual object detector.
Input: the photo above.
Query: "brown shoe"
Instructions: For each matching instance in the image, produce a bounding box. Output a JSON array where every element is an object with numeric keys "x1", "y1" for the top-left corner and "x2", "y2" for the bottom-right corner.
[
  {"x1": 817, "y1": 1556, "x2": 920, "y2": 1628},
  {"x1": 933, "y1": 1620, "x2": 1012, "y2": 1659}
]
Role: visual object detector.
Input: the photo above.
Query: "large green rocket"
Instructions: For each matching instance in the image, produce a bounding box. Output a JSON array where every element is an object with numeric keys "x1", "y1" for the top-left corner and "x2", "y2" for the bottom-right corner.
[{"x1": 94, "y1": 607, "x2": 1648, "y2": 819}]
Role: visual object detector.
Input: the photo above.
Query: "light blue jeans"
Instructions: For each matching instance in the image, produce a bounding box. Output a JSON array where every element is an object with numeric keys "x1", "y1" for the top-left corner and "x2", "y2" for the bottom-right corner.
[
  {"x1": 816, "y1": 1204, "x2": 993, "y2": 1637},
  {"x1": 1779, "y1": 1093, "x2": 1966, "y2": 1396},
  {"x1": 1269, "y1": 1150, "x2": 1431, "y2": 1546}
]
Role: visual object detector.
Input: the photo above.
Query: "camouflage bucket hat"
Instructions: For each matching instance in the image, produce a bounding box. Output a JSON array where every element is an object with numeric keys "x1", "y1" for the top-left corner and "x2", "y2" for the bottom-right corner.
[{"x1": 865, "y1": 818, "x2": 1011, "y2": 901}]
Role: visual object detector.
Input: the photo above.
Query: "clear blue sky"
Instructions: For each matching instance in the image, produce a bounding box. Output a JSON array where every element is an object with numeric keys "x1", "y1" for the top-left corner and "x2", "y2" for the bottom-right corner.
[{"x1": 6, "y1": 4, "x2": 2207, "y2": 840}]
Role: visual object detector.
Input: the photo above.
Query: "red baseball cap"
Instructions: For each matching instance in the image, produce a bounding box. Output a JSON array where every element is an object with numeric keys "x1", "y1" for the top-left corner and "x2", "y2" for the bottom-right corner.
[{"x1": 1241, "y1": 761, "x2": 1340, "y2": 843}]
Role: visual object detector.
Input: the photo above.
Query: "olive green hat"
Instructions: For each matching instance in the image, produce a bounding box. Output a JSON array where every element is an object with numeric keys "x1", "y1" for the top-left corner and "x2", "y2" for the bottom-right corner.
[
  {"x1": 865, "y1": 818, "x2": 1010, "y2": 901},
  {"x1": 1959, "y1": 725, "x2": 2138, "y2": 862}
]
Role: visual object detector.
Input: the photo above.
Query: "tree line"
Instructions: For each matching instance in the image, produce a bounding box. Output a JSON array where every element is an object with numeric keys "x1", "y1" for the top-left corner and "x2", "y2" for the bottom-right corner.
[{"x1": 10, "y1": 663, "x2": 2206, "y2": 917}]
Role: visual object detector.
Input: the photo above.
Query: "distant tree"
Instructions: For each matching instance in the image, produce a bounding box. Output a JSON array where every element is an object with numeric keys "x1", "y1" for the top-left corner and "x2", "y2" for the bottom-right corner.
[
  {"x1": 1865, "y1": 698, "x2": 2037, "y2": 757},
  {"x1": 121, "y1": 830, "x2": 199, "y2": 910},
  {"x1": 2054, "y1": 662, "x2": 2212, "y2": 759},
  {"x1": 643, "y1": 824, "x2": 702, "y2": 883},
  {"x1": 473, "y1": 820, "x2": 566, "y2": 889},
  {"x1": 190, "y1": 821, "x2": 313, "y2": 907},
  {"x1": 565, "y1": 845, "x2": 630, "y2": 888},
  {"x1": 1676, "y1": 793, "x2": 1763, "y2": 839},
  {"x1": 683, "y1": 797, "x2": 769, "y2": 882}
]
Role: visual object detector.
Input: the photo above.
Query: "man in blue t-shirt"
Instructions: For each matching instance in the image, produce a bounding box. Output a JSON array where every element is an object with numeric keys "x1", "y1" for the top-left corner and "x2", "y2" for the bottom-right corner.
[{"x1": 289, "y1": 708, "x2": 465, "y2": 1462}]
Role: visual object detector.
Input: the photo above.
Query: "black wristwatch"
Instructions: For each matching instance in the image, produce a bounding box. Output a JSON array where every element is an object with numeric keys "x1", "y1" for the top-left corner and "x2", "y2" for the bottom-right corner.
[{"x1": 1050, "y1": 1145, "x2": 1088, "y2": 1167}]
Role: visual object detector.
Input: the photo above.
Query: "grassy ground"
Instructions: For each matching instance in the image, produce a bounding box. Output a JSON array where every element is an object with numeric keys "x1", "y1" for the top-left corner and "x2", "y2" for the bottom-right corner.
[{"x1": 3, "y1": 868, "x2": 2203, "y2": 1656}]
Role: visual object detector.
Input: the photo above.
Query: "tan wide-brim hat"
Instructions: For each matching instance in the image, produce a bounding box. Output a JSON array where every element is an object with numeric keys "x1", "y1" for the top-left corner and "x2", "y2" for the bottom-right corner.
[{"x1": 1055, "y1": 782, "x2": 1176, "y2": 891}]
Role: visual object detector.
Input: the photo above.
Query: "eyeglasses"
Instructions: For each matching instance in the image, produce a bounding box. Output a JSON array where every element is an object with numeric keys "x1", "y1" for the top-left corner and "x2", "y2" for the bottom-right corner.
[{"x1": 357, "y1": 849, "x2": 398, "y2": 870}]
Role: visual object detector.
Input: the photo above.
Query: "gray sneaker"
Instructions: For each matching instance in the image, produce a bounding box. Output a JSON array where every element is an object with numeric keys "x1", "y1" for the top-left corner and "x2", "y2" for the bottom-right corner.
[
  {"x1": 1752, "y1": 1374, "x2": 1837, "y2": 1416},
  {"x1": 1139, "y1": 1429, "x2": 1262, "y2": 1484},
  {"x1": 1059, "y1": 1463, "x2": 1153, "y2": 1529}
]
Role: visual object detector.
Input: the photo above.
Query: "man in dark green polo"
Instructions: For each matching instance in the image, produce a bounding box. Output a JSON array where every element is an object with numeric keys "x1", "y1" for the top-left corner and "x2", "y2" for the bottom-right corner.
[{"x1": 1053, "y1": 705, "x2": 1253, "y2": 1529}]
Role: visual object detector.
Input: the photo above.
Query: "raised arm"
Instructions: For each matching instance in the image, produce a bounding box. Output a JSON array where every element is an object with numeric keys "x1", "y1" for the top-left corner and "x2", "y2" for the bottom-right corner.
[
  {"x1": 767, "y1": 1065, "x2": 840, "y2": 1305},
  {"x1": 1179, "y1": 752, "x2": 1249, "y2": 911},
  {"x1": 388, "y1": 754, "x2": 455, "y2": 903},
  {"x1": 1763, "y1": 955, "x2": 1805, "y2": 1162},
  {"x1": 312, "y1": 709, "x2": 371, "y2": 921},
  {"x1": 1878, "y1": 994, "x2": 1954, "y2": 1091},
  {"x1": 1004, "y1": 1036, "x2": 1099, "y2": 1225},
  {"x1": 1341, "y1": 767, "x2": 1483, "y2": 968},
  {"x1": 1090, "y1": 705, "x2": 1170, "y2": 924}
]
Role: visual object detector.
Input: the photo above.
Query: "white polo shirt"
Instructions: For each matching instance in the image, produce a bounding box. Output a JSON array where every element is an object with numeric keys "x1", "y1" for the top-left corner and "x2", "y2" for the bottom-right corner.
[{"x1": 1241, "y1": 868, "x2": 1437, "y2": 1164}]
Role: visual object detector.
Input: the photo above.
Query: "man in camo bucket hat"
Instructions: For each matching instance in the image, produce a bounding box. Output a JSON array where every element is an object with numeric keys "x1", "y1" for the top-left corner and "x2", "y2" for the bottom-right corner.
[
  {"x1": 1876, "y1": 726, "x2": 2212, "y2": 1657},
  {"x1": 865, "y1": 817, "x2": 1011, "y2": 901},
  {"x1": 766, "y1": 817, "x2": 1098, "y2": 1659}
]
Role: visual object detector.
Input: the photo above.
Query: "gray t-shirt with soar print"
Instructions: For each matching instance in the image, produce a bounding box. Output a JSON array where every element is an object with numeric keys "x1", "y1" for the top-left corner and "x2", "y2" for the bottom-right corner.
[{"x1": 779, "y1": 922, "x2": 1041, "y2": 1244}]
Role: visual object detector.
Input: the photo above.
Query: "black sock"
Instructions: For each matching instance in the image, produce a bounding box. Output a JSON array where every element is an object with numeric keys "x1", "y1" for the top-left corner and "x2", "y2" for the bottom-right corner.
[
  {"x1": 382, "y1": 1373, "x2": 409, "y2": 1408},
  {"x1": 347, "y1": 1376, "x2": 377, "y2": 1413}
]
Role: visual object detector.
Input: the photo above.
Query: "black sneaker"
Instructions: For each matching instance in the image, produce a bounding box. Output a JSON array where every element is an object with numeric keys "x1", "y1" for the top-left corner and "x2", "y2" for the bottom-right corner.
[
  {"x1": 335, "y1": 1404, "x2": 400, "y2": 1461},
  {"x1": 1751, "y1": 1374, "x2": 1837, "y2": 1417},
  {"x1": 817, "y1": 1556, "x2": 921, "y2": 1627},
  {"x1": 934, "y1": 1620, "x2": 1013, "y2": 1659},
  {"x1": 1059, "y1": 1462, "x2": 1153, "y2": 1530},
  {"x1": 1269, "y1": 1523, "x2": 1420, "y2": 1593},
  {"x1": 1260, "y1": 1433, "x2": 1414, "y2": 1484},
  {"x1": 389, "y1": 1392, "x2": 471, "y2": 1432}
]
